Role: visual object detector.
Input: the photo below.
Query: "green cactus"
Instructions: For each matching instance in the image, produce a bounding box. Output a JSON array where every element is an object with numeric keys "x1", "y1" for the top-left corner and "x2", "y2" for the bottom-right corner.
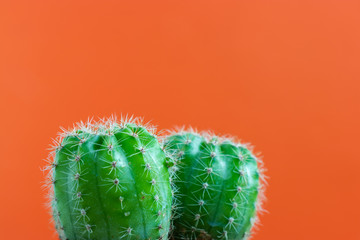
[
  {"x1": 164, "y1": 130, "x2": 265, "y2": 240},
  {"x1": 46, "y1": 117, "x2": 172, "y2": 240}
]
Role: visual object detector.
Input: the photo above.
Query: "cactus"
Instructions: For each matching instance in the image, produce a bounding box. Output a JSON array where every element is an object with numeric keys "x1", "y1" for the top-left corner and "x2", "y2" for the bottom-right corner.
[
  {"x1": 45, "y1": 117, "x2": 172, "y2": 240},
  {"x1": 164, "y1": 130, "x2": 265, "y2": 240}
]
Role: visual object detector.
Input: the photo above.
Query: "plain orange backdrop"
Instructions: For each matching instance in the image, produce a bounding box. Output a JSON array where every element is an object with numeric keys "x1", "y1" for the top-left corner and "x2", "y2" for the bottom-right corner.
[{"x1": 1, "y1": 0, "x2": 359, "y2": 239}]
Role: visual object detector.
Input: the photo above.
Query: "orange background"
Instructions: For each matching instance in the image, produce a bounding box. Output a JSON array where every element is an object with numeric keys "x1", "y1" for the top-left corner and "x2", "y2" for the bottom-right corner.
[{"x1": 1, "y1": 1, "x2": 359, "y2": 239}]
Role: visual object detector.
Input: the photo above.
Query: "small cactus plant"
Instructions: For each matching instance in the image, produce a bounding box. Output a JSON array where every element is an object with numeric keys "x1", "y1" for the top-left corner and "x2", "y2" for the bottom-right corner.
[
  {"x1": 45, "y1": 117, "x2": 172, "y2": 240},
  {"x1": 164, "y1": 130, "x2": 265, "y2": 240}
]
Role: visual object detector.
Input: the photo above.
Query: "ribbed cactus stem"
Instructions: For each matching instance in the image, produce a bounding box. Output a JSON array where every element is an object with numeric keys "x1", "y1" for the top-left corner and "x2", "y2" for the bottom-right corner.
[
  {"x1": 46, "y1": 118, "x2": 172, "y2": 240},
  {"x1": 165, "y1": 131, "x2": 265, "y2": 240}
]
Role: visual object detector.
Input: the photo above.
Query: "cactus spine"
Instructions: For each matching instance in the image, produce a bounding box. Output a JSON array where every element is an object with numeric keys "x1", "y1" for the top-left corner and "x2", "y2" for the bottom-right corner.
[
  {"x1": 46, "y1": 117, "x2": 172, "y2": 240},
  {"x1": 165, "y1": 131, "x2": 265, "y2": 240}
]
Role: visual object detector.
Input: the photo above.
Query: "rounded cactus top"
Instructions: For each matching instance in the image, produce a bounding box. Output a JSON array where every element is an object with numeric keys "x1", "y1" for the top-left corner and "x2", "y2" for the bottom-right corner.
[
  {"x1": 44, "y1": 116, "x2": 173, "y2": 240},
  {"x1": 164, "y1": 128, "x2": 266, "y2": 240}
]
